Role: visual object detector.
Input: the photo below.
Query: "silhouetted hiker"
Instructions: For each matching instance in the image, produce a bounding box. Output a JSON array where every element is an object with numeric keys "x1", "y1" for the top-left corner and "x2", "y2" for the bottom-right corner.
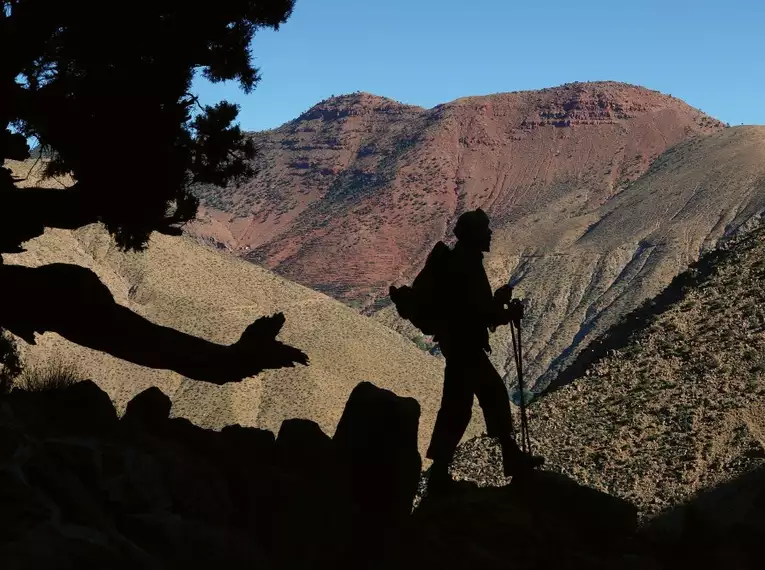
[
  {"x1": 390, "y1": 209, "x2": 543, "y2": 493},
  {"x1": 0, "y1": 258, "x2": 308, "y2": 384}
]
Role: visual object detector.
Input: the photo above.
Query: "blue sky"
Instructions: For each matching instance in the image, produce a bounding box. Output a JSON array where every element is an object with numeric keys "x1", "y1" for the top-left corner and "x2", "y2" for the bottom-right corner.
[{"x1": 194, "y1": 0, "x2": 763, "y2": 132}]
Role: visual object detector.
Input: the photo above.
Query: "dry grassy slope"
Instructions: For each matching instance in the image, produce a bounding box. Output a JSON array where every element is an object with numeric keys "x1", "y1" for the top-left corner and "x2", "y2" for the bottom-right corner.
[
  {"x1": 188, "y1": 81, "x2": 723, "y2": 302},
  {"x1": 529, "y1": 226, "x2": 765, "y2": 516},
  {"x1": 3, "y1": 158, "x2": 483, "y2": 455},
  {"x1": 6, "y1": 225, "x2": 472, "y2": 454}
]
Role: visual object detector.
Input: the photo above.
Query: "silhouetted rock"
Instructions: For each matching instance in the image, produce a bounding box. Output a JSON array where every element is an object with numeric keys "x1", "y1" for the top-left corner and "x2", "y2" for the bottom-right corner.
[
  {"x1": 269, "y1": 418, "x2": 346, "y2": 569},
  {"x1": 220, "y1": 424, "x2": 276, "y2": 467},
  {"x1": 641, "y1": 466, "x2": 765, "y2": 569},
  {"x1": 6, "y1": 377, "x2": 764, "y2": 569},
  {"x1": 0, "y1": 422, "x2": 17, "y2": 459},
  {"x1": 274, "y1": 418, "x2": 333, "y2": 472},
  {"x1": 164, "y1": 416, "x2": 209, "y2": 449},
  {"x1": 1, "y1": 380, "x2": 117, "y2": 437},
  {"x1": 334, "y1": 381, "x2": 422, "y2": 522},
  {"x1": 44, "y1": 439, "x2": 105, "y2": 497},
  {"x1": 405, "y1": 474, "x2": 641, "y2": 570},
  {"x1": 0, "y1": 532, "x2": 140, "y2": 570},
  {"x1": 513, "y1": 470, "x2": 638, "y2": 538},
  {"x1": 122, "y1": 386, "x2": 171, "y2": 432},
  {"x1": 21, "y1": 450, "x2": 111, "y2": 529},
  {"x1": 0, "y1": 469, "x2": 52, "y2": 543},
  {"x1": 333, "y1": 381, "x2": 422, "y2": 568},
  {"x1": 54, "y1": 380, "x2": 119, "y2": 434},
  {"x1": 118, "y1": 512, "x2": 264, "y2": 569}
]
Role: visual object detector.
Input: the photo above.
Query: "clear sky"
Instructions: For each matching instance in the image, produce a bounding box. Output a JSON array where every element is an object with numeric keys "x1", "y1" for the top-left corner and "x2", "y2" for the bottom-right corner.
[{"x1": 193, "y1": 0, "x2": 763, "y2": 132}]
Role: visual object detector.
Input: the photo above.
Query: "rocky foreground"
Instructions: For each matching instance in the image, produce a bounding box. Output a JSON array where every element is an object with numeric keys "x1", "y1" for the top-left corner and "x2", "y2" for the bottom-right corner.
[{"x1": 2, "y1": 379, "x2": 765, "y2": 569}]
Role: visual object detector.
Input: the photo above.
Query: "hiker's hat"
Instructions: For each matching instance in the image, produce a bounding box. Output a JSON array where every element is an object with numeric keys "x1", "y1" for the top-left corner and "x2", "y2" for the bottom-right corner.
[{"x1": 453, "y1": 209, "x2": 490, "y2": 242}]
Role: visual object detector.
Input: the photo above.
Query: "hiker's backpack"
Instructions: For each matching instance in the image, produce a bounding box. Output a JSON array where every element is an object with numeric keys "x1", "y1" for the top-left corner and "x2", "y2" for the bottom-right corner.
[{"x1": 389, "y1": 241, "x2": 452, "y2": 336}]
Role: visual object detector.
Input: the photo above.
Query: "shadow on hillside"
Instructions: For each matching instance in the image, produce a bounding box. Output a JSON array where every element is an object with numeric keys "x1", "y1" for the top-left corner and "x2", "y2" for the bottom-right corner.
[
  {"x1": 2, "y1": 378, "x2": 765, "y2": 568},
  {"x1": 0, "y1": 261, "x2": 308, "y2": 384}
]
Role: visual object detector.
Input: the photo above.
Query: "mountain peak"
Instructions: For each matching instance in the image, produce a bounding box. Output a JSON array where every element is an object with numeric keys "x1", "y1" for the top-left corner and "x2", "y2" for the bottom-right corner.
[
  {"x1": 295, "y1": 92, "x2": 422, "y2": 123},
  {"x1": 288, "y1": 82, "x2": 725, "y2": 130},
  {"x1": 448, "y1": 81, "x2": 725, "y2": 128}
]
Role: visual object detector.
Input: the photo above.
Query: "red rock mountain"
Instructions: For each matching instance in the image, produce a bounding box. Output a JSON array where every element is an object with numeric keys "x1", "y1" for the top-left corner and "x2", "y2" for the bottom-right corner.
[
  {"x1": 187, "y1": 82, "x2": 765, "y2": 396},
  {"x1": 189, "y1": 81, "x2": 725, "y2": 302}
]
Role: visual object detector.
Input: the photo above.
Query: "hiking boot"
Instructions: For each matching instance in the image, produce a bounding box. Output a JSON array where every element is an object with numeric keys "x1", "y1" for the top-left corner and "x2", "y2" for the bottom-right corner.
[{"x1": 427, "y1": 461, "x2": 456, "y2": 497}]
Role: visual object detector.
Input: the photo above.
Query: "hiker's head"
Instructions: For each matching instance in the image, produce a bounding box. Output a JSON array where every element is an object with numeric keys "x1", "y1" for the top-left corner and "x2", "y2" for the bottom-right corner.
[{"x1": 454, "y1": 209, "x2": 491, "y2": 252}]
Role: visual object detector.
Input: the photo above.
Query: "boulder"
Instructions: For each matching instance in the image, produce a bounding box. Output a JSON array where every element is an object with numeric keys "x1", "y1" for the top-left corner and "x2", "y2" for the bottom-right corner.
[
  {"x1": 220, "y1": 424, "x2": 276, "y2": 468},
  {"x1": 4, "y1": 380, "x2": 117, "y2": 436},
  {"x1": 333, "y1": 381, "x2": 422, "y2": 523},
  {"x1": 269, "y1": 419, "x2": 343, "y2": 568},
  {"x1": 273, "y1": 418, "x2": 333, "y2": 473},
  {"x1": 54, "y1": 380, "x2": 118, "y2": 433},
  {"x1": 122, "y1": 387, "x2": 171, "y2": 432},
  {"x1": 332, "y1": 381, "x2": 422, "y2": 569}
]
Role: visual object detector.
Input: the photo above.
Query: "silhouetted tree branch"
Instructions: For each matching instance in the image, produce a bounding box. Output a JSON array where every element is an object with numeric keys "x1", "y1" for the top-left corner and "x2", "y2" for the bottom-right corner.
[
  {"x1": 1, "y1": 0, "x2": 294, "y2": 249},
  {"x1": 0, "y1": 1, "x2": 309, "y2": 383}
]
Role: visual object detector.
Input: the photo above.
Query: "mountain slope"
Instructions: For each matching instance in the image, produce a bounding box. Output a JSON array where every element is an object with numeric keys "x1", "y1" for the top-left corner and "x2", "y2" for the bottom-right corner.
[
  {"x1": 1, "y1": 157, "x2": 480, "y2": 454},
  {"x1": 189, "y1": 81, "x2": 724, "y2": 301},
  {"x1": 373, "y1": 126, "x2": 765, "y2": 395},
  {"x1": 528, "y1": 225, "x2": 765, "y2": 515},
  {"x1": 188, "y1": 81, "x2": 757, "y2": 394},
  {"x1": 483, "y1": 125, "x2": 765, "y2": 393},
  {"x1": 6, "y1": 226, "x2": 463, "y2": 454}
]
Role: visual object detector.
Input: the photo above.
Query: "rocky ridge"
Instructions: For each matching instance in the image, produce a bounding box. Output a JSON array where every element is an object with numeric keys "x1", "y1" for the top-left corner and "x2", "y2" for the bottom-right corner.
[{"x1": 4, "y1": 376, "x2": 765, "y2": 569}]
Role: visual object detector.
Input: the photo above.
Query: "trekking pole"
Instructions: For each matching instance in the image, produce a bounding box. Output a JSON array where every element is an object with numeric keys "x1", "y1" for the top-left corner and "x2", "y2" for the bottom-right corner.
[
  {"x1": 509, "y1": 316, "x2": 532, "y2": 455},
  {"x1": 517, "y1": 319, "x2": 532, "y2": 454}
]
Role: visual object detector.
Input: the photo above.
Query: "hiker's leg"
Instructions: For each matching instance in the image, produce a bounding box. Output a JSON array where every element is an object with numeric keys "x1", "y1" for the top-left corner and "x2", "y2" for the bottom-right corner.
[
  {"x1": 426, "y1": 355, "x2": 474, "y2": 493},
  {"x1": 426, "y1": 354, "x2": 474, "y2": 465},
  {"x1": 472, "y1": 350, "x2": 541, "y2": 475},
  {"x1": 472, "y1": 348, "x2": 514, "y2": 440}
]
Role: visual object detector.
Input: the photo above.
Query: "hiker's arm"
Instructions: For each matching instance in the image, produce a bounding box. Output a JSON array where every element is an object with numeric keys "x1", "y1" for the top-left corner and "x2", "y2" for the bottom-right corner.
[{"x1": 487, "y1": 305, "x2": 516, "y2": 330}]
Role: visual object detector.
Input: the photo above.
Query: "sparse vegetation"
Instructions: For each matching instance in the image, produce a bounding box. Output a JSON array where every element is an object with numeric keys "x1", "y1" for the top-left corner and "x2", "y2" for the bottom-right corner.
[
  {"x1": 0, "y1": 331, "x2": 23, "y2": 394},
  {"x1": 15, "y1": 358, "x2": 84, "y2": 393},
  {"x1": 532, "y1": 225, "x2": 765, "y2": 516},
  {"x1": 410, "y1": 334, "x2": 436, "y2": 352}
]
